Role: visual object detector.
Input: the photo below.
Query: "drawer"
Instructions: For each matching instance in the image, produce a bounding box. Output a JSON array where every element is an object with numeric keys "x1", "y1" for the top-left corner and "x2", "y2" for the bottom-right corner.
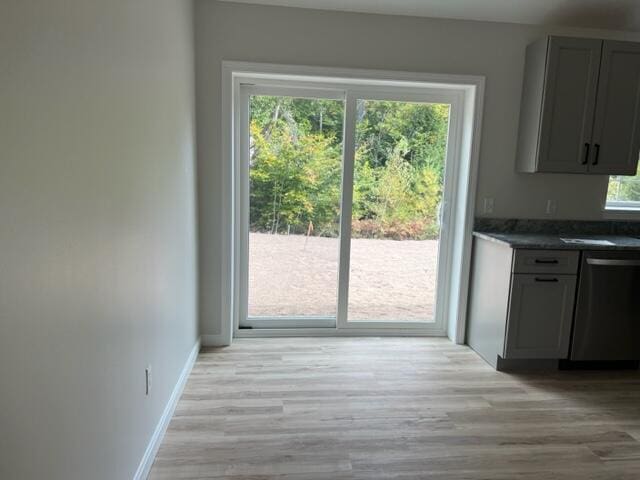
[{"x1": 512, "y1": 249, "x2": 579, "y2": 274}]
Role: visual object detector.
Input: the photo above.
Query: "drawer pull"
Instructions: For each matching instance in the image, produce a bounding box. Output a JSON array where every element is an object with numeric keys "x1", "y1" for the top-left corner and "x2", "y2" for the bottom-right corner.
[
  {"x1": 587, "y1": 258, "x2": 640, "y2": 267},
  {"x1": 535, "y1": 277, "x2": 559, "y2": 282},
  {"x1": 534, "y1": 259, "x2": 559, "y2": 264}
]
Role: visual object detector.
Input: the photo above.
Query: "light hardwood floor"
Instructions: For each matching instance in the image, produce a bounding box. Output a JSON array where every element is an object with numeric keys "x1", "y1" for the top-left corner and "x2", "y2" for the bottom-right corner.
[{"x1": 150, "y1": 337, "x2": 640, "y2": 479}]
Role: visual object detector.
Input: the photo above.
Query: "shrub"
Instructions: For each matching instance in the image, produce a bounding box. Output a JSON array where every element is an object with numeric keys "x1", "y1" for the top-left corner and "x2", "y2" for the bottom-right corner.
[{"x1": 248, "y1": 96, "x2": 448, "y2": 240}]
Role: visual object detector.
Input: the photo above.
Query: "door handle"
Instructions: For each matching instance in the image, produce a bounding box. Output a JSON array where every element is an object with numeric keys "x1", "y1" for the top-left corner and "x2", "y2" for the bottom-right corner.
[
  {"x1": 534, "y1": 259, "x2": 559, "y2": 264},
  {"x1": 586, "y1": 258, "x2": 640, "y2": 267},
  {"x1": 437, "y1": 200, "x2": 447, "y2": 227},
  {"x1": 593, "y1": 143, "x2": 600, "y2": 166},
  {"x1": 582, "y1": 143, "x2": 590, "y2": 165},
  {"x1": 534, "y1": 277, "x2": 559, "y2": 282}
]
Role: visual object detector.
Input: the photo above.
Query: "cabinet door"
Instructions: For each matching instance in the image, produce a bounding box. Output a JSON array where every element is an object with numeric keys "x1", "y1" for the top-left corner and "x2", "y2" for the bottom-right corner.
[
  {"x1": 504, "y1": 274, "x2": 576, "y2": 359},
  {"x1": 537, "y1": 37, "x2": 602, "y2": 173},
  {"x1": 589, "y1": 41, "x2": 640, "y2": 175}
]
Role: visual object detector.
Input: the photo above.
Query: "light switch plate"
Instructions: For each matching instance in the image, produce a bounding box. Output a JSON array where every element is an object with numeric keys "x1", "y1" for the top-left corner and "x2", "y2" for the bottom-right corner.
[{"x1": 483, "y1": 197, "x2": 494, "y2": 215}]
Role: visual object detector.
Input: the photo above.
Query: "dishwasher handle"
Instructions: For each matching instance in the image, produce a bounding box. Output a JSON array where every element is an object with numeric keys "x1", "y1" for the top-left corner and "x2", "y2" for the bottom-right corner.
[{"x1": 586, "y1": 258, "x2": 640, "y2": 267}]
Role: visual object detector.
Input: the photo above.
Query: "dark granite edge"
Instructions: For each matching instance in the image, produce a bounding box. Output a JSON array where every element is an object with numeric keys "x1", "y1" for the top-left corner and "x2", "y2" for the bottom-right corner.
[
  {"x1": 473, "y1": 231, "x2": 640, "y2": 251},
  {"x1": 471, "y1": 231, "x2": 581, "y2": 250},
  {"x1": 474, "y1": 218, "x2": 640, "y2": 236},
  {"x1": 472, "y1": 231, "x2": 513, "y2": 246}
]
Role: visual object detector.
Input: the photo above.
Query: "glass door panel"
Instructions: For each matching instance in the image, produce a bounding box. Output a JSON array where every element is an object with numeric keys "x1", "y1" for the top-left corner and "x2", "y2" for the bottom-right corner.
[
  {"x1": 244, "y1": 94, "x2": 345, "y2": 327},
  {"x1": 347, "y1": 99, "x2": 451, "y2": 323}
]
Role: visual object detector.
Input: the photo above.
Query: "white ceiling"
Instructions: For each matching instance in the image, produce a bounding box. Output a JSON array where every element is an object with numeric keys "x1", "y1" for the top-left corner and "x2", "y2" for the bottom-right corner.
[{"x1": 220, "y1": 0, "x2": 640, "y2": 32}]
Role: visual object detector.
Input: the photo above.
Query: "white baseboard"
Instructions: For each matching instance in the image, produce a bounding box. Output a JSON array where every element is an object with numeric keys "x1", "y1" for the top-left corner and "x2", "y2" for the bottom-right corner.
[
  {"x1": 201, "y1": 333, "x2": 231, "y2": 347},
  {"x1": 133, "y1": 337, "x2": 201, "y2": 480}
]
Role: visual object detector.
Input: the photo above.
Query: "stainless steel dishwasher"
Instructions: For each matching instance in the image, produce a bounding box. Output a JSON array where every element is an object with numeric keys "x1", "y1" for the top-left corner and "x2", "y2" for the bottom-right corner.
[{"x1": 571, "y1": 250, "x2": 640, "y2": 361}]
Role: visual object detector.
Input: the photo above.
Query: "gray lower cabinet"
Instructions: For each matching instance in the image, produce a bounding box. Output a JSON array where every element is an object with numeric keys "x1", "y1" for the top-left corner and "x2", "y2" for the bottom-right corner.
[
  {"x1": 504, "y1": 274, "x2": 576, "y2": 359},
  {"x1": 466, "y1": 237, "x2": 579, "y2": 368}
]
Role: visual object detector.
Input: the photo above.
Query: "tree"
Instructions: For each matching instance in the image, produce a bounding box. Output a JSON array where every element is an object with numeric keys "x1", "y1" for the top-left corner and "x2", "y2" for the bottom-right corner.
[
  {"x1": 249, "y1": 120, "x2": 342, "y2": 235},
  {"x1": 248, "y1": 95, "x2": 450, "y2": 240}
]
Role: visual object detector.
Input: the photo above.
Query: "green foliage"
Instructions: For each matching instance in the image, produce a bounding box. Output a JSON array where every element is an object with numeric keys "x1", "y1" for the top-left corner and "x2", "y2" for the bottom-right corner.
[
  {"x1": 356, "y1": 100, "x2": 449, "y2": 177},
  {"x1": 607, "y1": 164, "x2": 640, "y2": 203},
  {"x1": 248, "y1": 95, "x2": 449, "y2": 240},
  {"x1": 352, "y1": 143, "x2": 441, "y2": 239},
  {"x1": 250, "y1": 122, "x2": 342, "y2": 236}
]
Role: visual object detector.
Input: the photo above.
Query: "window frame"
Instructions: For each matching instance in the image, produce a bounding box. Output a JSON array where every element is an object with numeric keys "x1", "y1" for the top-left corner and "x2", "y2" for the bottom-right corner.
[
  {"x1": 604, "y1": 171, "x2": 640, "y2": 216},
  {"x1": 219, "y1": 61, "x2": 485, "y2": 346}
]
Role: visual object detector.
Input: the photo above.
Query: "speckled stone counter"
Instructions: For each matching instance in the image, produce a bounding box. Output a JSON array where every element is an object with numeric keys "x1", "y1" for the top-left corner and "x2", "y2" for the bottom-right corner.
[
  {"x1": 473, "y1": 218, "x2": 640, "y2": 251},
  {"x1": 473, "y1": 231, "x2": 640, "y2": 250}
]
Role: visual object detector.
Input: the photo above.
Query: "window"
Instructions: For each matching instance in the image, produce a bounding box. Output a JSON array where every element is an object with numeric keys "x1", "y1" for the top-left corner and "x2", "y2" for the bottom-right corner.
[{"x1": 606, "y1": 164, "x2": 640, "y2": 211}]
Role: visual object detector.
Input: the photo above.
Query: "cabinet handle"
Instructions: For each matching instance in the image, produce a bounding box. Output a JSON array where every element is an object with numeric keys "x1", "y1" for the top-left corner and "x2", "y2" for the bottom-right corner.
[
  {"x1": 587, "y1": 258, "x2": 640, "y2": 267},
  {"x1": 534, "y1": 259, "x2": 559, "y2": 264},
  {"x1": 593, "y1": 143, "x2": 600, "y2": 166},
  {"x1": 535, "y1": 277, "x2": 559, "y2": 282},
  {"x1": 582, "y1": 143, "x2": 590, "y2": 165}
]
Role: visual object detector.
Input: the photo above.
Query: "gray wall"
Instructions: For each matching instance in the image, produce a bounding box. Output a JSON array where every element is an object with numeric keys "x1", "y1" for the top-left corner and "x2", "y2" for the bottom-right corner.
[
  {"x1": 0, "y1": 1, "x2": 198, "y2": 479},
  {"x1": 194, "y1": 0, "x2": 640, "y2": 338}
]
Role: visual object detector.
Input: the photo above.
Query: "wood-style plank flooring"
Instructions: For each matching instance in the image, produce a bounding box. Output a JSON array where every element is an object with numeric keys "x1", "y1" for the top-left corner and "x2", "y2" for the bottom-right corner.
[{"x1": 149, "y1": 337, "x2": 640, "y2": 479}]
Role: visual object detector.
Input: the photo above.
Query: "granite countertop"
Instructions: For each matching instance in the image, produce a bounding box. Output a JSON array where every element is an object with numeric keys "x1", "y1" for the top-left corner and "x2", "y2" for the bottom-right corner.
[{"x1": 473, "y1": 231, "x2": 640, "y2": 250}]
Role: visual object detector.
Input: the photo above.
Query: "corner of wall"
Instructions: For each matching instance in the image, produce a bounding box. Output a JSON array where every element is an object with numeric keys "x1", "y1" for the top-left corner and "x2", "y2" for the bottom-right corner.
[{"x1": 134, "y1": 337, "x2": 201, "y2": 480}]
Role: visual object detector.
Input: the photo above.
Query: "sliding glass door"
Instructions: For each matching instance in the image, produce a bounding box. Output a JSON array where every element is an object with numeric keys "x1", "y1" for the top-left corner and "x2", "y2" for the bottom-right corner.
[{"x1": 238, "y1": 83, "x2": 456, "y2": 332}]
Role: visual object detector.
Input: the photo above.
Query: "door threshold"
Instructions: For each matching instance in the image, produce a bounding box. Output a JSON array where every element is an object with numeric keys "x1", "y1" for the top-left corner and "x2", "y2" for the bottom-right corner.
[
  {"x1": 235, "y1": 327, "x2": 448, "y2": 338},
  {"x1": 241, "y1": 316, "x2": 336, "y2": 329}
]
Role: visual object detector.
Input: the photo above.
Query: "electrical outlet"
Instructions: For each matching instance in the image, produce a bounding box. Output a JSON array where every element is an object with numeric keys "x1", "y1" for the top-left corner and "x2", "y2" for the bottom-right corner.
[
  {"x1": 546, "y1": 199, "x2": 558, "y2": 216},
  {"x1": 483, "y1": 197, "x2": 494, "y2": 215},
  {"x1": 145, "y1": 365, "x2": 152, "y2": 395}
]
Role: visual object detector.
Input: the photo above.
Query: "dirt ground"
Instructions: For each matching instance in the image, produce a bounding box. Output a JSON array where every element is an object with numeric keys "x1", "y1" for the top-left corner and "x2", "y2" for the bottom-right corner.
[{"x1": 248, "y1": 232, "x2": 439, "y2": 321}]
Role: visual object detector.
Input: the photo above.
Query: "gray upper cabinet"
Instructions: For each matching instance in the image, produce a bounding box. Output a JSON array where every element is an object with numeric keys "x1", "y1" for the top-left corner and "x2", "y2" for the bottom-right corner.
[
  {"x1": 537, "y1": 37, "x2": 602, "y2": 173},
  {"x1": 590, "y1": 41, "x2": 640, "y2": 175},
  {"x1": 516, "y1": 36, "x2": 640, "y2": 175}
]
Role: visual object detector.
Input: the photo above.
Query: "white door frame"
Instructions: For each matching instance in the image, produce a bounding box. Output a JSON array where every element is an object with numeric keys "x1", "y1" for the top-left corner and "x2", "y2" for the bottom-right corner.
[
  {"x1": 237, "y1": 84, "x2": 460, "y2": 333},
  {"x1": 219, "y1": 61, "x2": 485, "y2": 345}
]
